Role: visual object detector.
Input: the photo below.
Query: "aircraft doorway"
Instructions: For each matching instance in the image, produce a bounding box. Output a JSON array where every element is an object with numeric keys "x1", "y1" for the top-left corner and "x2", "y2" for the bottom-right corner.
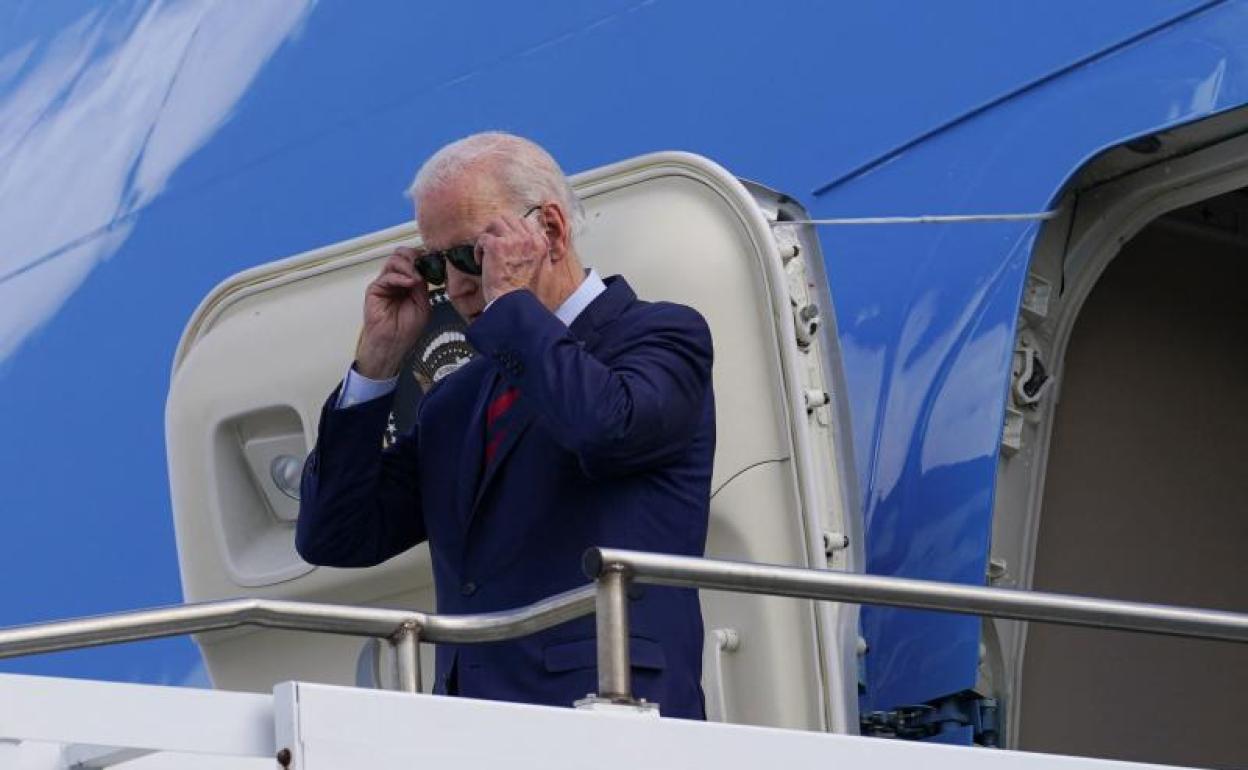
[{"x1": 1017, "y1": 192, "x2": 1248, "y2": 768}]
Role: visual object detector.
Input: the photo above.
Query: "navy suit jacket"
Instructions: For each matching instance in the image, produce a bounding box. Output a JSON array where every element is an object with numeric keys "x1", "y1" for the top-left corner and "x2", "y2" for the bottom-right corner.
[{"x1": 296, "y1": 276, "x2": 714, "y2": 718}]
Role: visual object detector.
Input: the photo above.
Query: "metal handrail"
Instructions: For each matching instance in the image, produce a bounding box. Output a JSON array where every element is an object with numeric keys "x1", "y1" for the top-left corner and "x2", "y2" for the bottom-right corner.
[
  {"x1": 423, "y1": 585, "x2": 595, "y2": 643},
  {"x1": 5, "y1": 547, "x2": 1248, "y2": 711},
  {"x1": 0, "y1": 585, "x2": 595, "y2": 694},
  {"x1": 581, "y1": 547, "x2": 1248, "y2": 703},
  {"x1": 0, "y1": 599, "x2": 424, "y2": 657}
]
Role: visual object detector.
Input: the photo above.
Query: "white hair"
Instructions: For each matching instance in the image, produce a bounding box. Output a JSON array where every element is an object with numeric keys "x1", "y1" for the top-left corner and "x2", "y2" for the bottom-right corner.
[{"x1": 406, "y1": 132, "x2": 585, "y2": 237}]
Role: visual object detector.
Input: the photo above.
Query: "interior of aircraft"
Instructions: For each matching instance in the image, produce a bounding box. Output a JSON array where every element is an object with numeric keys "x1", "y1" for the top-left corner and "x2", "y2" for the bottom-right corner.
[{"x1": 1017, "y1": 189, "x2": 1248, "y2": 769}]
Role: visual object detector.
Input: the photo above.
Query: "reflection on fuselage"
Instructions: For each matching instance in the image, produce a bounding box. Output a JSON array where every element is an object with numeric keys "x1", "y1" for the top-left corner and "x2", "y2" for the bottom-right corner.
[{"x1": 0, "y1": 0, "x2": 312, "y2": 363}]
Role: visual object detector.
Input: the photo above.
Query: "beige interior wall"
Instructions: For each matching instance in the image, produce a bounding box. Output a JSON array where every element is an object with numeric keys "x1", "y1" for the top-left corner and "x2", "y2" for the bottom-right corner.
[{"x1": 1018, "y1": 223, "x2": 1248, "y2": 768}]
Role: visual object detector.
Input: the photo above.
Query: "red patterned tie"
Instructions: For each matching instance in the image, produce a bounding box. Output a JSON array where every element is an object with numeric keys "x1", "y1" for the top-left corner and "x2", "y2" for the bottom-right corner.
[{"x1": 484, "y1": 385, "x2": 520, "y2": 467}]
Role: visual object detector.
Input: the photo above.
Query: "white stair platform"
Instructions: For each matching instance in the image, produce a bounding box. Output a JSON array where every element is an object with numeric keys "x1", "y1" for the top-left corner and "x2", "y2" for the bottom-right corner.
[{"x1": 0, "y1": 673, "x2": 1186, "y2": 769}]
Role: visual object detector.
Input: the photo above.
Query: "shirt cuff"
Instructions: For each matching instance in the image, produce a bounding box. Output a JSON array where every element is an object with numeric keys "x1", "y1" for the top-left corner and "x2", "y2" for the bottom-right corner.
[{"x1": 336, "y1": 364, "x2": 399, "y2": 409}]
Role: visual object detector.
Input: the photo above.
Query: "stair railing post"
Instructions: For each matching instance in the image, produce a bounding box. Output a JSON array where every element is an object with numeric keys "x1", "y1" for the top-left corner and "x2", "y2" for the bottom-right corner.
[
  {"x1": 391, "y1": 624, "x2": 421, "y2": 694},
  {"x1": 595, "y1": 564, "x2": 634, "y2": 703}
]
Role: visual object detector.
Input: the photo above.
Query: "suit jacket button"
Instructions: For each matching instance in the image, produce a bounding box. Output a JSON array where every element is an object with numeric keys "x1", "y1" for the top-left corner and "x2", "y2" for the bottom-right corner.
[{"x1": 461, "y1": 581, "x2": 478, "y2": 596}]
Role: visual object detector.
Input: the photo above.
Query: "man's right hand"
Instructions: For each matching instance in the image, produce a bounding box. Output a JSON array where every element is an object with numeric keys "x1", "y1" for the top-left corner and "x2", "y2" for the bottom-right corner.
[{"x1": 354, "y1": 247, "x2": 432, "y2": 379}]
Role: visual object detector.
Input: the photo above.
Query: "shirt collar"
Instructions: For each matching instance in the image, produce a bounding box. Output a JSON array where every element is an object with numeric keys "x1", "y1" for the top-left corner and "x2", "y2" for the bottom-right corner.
[{"x1": 555, "y1": 268, "x2": 606, "y2": 327}]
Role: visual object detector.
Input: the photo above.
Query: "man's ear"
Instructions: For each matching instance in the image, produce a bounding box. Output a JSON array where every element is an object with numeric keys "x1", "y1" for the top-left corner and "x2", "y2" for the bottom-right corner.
[{"x1": 543, "y1": 202, "x2": 571, "y2": 262}]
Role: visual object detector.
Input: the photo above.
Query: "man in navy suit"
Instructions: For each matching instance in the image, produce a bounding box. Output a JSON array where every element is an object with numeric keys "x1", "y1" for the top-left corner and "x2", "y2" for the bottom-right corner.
[{"x1": 296, "y1": 132, "x2": 714, "y2": 718}]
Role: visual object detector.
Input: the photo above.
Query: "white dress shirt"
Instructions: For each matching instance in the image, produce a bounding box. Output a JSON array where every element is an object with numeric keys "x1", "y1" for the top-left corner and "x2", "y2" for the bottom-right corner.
[{"x1": 336, "y1": 269, "x2": 606, "y2": 409}]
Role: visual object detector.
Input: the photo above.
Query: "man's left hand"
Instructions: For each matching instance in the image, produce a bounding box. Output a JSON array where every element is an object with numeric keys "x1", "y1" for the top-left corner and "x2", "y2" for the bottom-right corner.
[{"x1": 478, "y1": 210, "x2": 549, "y2": 304}]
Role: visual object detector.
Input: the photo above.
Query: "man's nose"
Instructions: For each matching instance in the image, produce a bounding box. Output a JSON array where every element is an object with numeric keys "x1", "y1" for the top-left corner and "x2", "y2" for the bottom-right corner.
[{"x1": 445, "y1": 264, "x2": 479, "y2": 299}]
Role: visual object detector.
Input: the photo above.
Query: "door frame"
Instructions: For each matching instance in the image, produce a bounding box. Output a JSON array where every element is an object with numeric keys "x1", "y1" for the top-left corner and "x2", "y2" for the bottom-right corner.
[{"x1": 988, "y1": 119, "x2": 1248, "y2": 746}]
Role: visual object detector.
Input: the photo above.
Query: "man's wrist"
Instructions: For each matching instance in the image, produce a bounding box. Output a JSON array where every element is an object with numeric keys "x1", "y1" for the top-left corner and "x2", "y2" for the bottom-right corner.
[
  {"x1": 353, "y1": 347, "x2": 403, "y2": 379},
  {"x1": 484, "y1": 284, "x2": 525, "y2": 306}
]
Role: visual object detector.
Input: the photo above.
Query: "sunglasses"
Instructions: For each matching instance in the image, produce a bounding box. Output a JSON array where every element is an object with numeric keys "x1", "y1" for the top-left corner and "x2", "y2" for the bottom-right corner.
[{"x1": 414, "y1": 205, "x2": 542, "y2": 285}]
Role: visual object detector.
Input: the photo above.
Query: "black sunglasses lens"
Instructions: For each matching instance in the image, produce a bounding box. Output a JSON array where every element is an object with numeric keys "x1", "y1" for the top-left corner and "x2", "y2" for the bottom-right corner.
[
  {"x1": 444, "y1": 244, "x2": 481, "y2": 276},
  {"x1": 415, "y1": 253, "x2": 446, "y2": 285}
]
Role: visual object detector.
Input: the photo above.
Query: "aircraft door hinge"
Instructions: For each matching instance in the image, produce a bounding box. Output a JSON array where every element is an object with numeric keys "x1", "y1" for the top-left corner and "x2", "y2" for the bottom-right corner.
[
  {"x1": 773, "y1": 227, "x2": 820, "y2": 351},
  {"x1": 804, "y1": 389, "x2": 830, "y2": 413},
  {"x1": 861, "y1": 691, "x2": 1000, "y2": 747},
  {"x1": 1003, "y1": 329, "x2": 1055, "y2": 455},
  {"x1": 822, "y1": 530, "x2": 849, "y2": 558},
  {"x1": 793, "y1": 301, "x2": 820, "y2": 349},
  {"x1": 1012, "y1": 330, "x2": 1054, "y2": 408}
]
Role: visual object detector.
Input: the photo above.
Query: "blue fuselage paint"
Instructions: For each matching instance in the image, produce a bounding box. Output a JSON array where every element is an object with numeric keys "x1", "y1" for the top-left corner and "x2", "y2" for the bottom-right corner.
[{"x1": 2, "y1": 0, "x2": 1245, "y2": 737}]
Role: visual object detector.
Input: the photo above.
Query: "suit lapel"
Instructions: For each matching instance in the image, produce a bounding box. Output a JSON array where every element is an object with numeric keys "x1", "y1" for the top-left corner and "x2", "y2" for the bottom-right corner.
[{"x1": 455, "y1": 365, "x2": 495, "y2": 528}]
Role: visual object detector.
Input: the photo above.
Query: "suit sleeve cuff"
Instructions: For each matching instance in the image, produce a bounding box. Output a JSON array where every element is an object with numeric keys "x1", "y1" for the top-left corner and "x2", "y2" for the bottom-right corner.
[
  {"x1": 336, "y1": 364, "x2": 399, "y2": 409},
  {"x1": 468, "y1": 290, "x2": 559, "y2": 359}
]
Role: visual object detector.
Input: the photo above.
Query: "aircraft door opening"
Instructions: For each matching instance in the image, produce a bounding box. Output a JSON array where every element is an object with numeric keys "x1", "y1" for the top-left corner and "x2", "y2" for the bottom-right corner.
[
  {"x1": 1019, "y1": 197, "x2": 1248, "y2": 768},
  {"x1": 987, "y1": 116, "x2": 1248, "y2": 769}
]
